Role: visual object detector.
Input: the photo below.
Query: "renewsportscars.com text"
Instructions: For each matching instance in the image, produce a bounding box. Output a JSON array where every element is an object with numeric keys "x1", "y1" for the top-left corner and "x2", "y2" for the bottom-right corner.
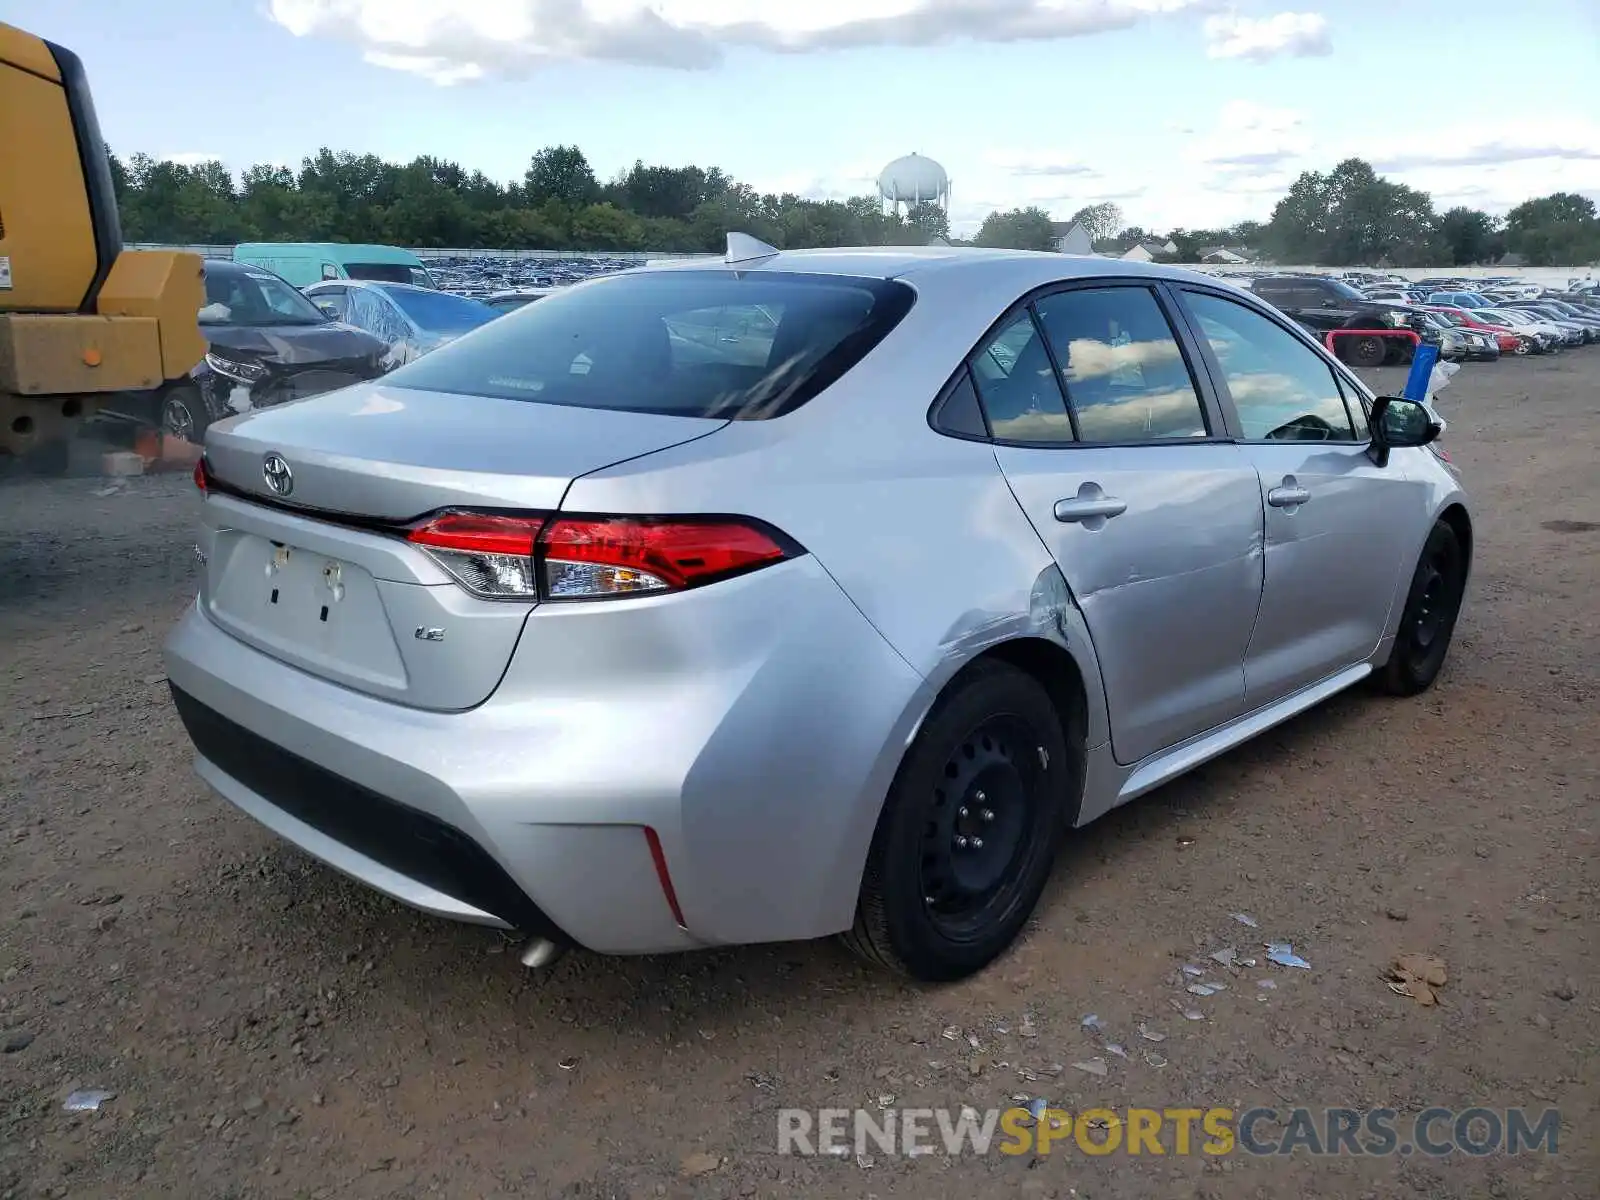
[{"x1": 777, "y1": 1105, "x2": 1561, "y2": 1159}]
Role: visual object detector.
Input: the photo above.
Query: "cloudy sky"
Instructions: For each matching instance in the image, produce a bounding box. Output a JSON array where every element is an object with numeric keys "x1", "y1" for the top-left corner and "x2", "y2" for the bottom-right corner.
[{"x1": 9, "y1": 0, "x2": 1599, "y2": 236}]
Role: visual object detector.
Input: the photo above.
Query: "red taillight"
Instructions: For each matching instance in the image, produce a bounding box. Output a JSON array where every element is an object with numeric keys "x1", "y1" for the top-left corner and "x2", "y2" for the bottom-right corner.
[
  {"x1": 538, "y1": 517, "x2": 792, "y2": 599},
  {"x1": 193, "y1": 456, "x2": 210, "y2": 494},
  {"x1": 407, "y1": 512, "x2": 546, "y2": 599},
  {"x1": 404, "y1": 510, "x2": 796, "y2": 601},
  {"x1": 408, "y1": 512, "x2": 545, "y2": 556}
]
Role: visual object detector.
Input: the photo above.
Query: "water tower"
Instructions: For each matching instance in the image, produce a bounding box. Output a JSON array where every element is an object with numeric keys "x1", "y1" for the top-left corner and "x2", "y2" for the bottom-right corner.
[{"x1": 878, "y1": 153, "x2": 950, "y2": 215}]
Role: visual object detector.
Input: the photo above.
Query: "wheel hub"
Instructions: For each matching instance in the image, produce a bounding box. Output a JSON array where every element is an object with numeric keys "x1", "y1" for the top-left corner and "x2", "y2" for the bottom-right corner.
[
  {"x1": 163, "y1": 396, "x2": 195, "y2": 442},
  {"x1": 921, "y1": 728, "x2": 1030, "y2": 918}
]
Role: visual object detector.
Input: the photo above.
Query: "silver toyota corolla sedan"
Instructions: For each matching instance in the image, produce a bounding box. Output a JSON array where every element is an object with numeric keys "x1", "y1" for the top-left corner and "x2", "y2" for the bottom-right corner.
[{"x1": 165, "y1": 242, "x2": 1471, "y2": 982}]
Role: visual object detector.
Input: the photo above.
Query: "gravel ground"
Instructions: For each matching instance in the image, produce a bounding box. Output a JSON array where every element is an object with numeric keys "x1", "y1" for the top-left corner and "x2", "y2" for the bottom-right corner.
[{"x1": 1, "y1": 356, "x2": 1596, "y2": 1199}]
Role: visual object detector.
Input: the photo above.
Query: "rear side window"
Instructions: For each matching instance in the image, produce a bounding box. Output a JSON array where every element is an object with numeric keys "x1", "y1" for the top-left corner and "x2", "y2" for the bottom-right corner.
[
  {"x1": 347, "y1": 288, "x2": 412, "y2": 345},
  {"x1": 967, "y1": 311, "x2": 1074, "y2": 443},
  {"x1": 1033, "y1": 287, "x2": 1208, "y2": 442},
  {"x1": 381, "y1": 271, "x2": 915, "y2": 419}
]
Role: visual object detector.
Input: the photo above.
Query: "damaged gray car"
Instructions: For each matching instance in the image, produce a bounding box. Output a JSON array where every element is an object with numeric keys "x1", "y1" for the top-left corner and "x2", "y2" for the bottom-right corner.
[{"x1": 158, "y1": 261, "x2": 392, "y2": 443}]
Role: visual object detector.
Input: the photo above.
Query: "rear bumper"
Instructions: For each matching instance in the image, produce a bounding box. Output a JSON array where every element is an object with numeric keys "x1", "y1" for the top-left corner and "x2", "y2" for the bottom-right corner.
[{"x1": 163, "y1": 555, "x2": 929, "y2": 955}]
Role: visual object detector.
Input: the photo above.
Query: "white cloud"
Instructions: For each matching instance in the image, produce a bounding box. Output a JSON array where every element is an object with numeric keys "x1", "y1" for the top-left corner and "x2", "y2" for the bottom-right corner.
[
  {"x1": 1370, "y1": 121, "x2": 1600, "y2": 172},
  {"x1": 984, "y1": 150, "x2": 1100, "y2": 178},
  {"x1": 1203, "y1": 12, "x2": 1330, "y2": 61},
  {"x1": 267, "y1": 0, "x2": 1211, "y2": 80},
  {"x1": 1184, "y1": 100, "x2": 1311, "y2": 168}
]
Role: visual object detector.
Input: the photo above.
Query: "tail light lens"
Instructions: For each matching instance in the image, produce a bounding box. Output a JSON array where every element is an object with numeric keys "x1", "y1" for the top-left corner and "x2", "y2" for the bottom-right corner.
[
  {"x1": 193, "y1": 456, "x2": 210, "y2": 494},
  {"x1": 405, "y1": 511, "x2": 797, "y2": 601},
  {"x1": 408, "y1": 512, "x2": 545, "y2": 598},
  {"x1": 539, "y1": 517, "x2": 792, "y2": 598}
]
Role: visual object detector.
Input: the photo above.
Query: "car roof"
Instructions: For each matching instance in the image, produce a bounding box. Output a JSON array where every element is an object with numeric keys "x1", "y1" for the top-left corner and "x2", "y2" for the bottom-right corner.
[
  {"x1": 634, "y1": 246, "x2": 1231, "y2": 293},
  {"x1": 308, "y1": 279, "x2": 436, "y2": 295},
  {"x1": 205, "y1": 257, "x2": 272, "y2": 276}
]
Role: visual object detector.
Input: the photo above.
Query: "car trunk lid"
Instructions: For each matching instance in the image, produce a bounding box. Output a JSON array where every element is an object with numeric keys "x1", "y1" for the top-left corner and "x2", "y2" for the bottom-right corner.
[{"x1": 196, "y1": 383, "x2": 726, "y2": 710}]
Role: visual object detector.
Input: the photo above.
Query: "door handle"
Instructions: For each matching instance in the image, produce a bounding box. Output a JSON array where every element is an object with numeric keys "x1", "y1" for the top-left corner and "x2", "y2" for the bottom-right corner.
[
  {"x1": 1267, "y1": 485, "x2": 1311, "y2": 508},
  {"x1": 1054, "y1": 496, "x2": 1128, "y2": 523}
]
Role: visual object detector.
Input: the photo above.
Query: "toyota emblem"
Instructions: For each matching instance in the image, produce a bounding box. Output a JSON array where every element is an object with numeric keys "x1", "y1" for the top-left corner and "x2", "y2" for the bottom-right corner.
[{"x1": 262, "y1": 452, "x2": 294, "y2": 497}]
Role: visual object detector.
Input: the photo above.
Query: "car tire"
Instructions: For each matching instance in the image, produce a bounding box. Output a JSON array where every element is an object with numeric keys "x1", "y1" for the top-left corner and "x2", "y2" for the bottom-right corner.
[
  {"x1": 1375, "y1": 521, "x2": 1467, "y2": 697},
  {"x1": 161, "y1": 385, "x2": 212, "y2": 445},
  {"x1": 1343, "y1": 334, "x2": 1388, "y2": 369},
  {"x1": 842, "y1": 660, "x2": 1072, "y2": 982}
]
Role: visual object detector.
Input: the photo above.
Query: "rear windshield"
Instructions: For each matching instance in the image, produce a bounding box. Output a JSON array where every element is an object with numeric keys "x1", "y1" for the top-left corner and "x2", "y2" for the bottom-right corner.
[
  {"x1": 380, "y1": 270, "x2": 917, "y2": 419},
  {"x1": 347, "y1": 262, "x2": 435, "y2": 287}
]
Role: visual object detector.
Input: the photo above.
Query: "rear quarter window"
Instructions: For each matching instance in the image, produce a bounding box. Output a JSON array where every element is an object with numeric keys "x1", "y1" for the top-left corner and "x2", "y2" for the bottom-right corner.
[{"x1": 380, "y1": 271, "x2": 916, "y2": 419}]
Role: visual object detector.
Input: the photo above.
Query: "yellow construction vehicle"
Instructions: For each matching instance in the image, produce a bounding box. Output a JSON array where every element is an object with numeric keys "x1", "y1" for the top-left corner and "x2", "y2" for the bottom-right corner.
[{"x1": 0, "y1": 21, "x2": 205, "y2": 464}]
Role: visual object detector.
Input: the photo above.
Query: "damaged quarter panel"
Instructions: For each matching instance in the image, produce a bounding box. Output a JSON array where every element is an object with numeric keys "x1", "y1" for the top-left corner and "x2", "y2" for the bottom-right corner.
[{"x1": 559, "y1": 263, "x2": 1120, "y2": 759}]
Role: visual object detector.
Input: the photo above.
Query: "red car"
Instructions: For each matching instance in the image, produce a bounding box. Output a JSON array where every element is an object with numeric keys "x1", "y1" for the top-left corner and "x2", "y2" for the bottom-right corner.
[{"x1": 1425, "y1": 305, "x2": 1529, "y2": 355}]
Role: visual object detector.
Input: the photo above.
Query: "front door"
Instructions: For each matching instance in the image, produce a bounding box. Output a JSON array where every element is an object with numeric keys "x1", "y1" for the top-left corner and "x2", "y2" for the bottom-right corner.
[
  {"x1": 969, "y1": 285, "x2": 1266, "y2": 765},
  {"x1": 1176, "y1": 288, "x2": 1420, "y2": 704}
]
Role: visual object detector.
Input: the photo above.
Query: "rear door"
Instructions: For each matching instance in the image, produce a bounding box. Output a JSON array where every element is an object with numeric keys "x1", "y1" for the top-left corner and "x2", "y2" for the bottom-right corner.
[
  {"x1": 1172, "y1": 286, "x2": 1420, "y2": 705},
  {"x1": 975, "y1": 283, "x2": 1266, "y2": 765}
]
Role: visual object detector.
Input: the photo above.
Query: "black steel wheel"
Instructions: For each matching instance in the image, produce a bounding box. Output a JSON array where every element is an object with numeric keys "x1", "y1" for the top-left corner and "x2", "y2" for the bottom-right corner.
[
  {"x1": 1376, "y1": 520, "x2": 1467, "y2": 696},
  {"x1": 843, "y1": 661, "x2": 1073, "y2": 982}
]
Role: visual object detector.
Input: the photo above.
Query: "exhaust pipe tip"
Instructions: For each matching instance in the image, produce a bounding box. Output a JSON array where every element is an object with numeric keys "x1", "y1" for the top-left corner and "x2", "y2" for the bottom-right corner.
[{"x1": 518, "y1": 937, "x2": 567, "y2": 970}]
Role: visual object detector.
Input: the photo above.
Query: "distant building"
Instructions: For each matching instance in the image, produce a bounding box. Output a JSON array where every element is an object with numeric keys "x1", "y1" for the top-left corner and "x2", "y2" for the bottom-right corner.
[
  {"x1": 1121, "y1": 239, "x2": 1177, "y2": 262},
  {"x1": 1200, "y1": 246, "x2": 1252, "y2": 265},
  {"x1": 1050, "y1": 220, "x2": 1094, "y2": 255}
]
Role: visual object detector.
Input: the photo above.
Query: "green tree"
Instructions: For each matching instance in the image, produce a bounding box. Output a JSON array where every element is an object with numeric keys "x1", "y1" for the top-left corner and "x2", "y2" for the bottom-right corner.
[
  {"x1": 974, "y1": 207, "x2": 1057, "y2": 252},
  {"x1": 1437, "y1": 207, "x2": 1499, "y2": 266},
  {"x1": 1504, "y1": 193, "x2": 1600, "y2": 266},
  {"x1": 1266, "y1": 159, "x2": 1437, "y2": 265},
  {"x1": 524, "y1": 145, "x2": 599, "y2": 207},
  {"x1": 1071, "y1": 202, "x2": 1124, "y2": 243},
  {"x1": 905, "y1": 201, "x2": 950, "y2": 242}
]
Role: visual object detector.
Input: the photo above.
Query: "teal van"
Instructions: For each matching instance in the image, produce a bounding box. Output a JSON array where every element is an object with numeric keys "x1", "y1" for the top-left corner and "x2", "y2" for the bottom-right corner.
[{"x1": 232, "y1": 243, "x2": 437, "y2": 290}]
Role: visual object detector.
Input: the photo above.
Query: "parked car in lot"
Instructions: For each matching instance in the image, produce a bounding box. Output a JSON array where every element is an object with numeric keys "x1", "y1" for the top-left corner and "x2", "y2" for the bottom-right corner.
[
  {"x1": 1480, "y1": 307, "x2": 1568, "y2": 351},
  {"x1": 1246, "y1": 275, "x2": 1417, "y2": 366},
  {"x1": 485, "y1": 288, "x2": 556, "y2": 315},
  {"x1": 1506, "y1": 301, "x2": 1600, "y2": 343},
  {"x1": 1405, "y1": 309, "x2": 1497, "y2": 362},
  {"x1": 305, "y1": 280, "x2": 498, "y2": 365},
  {"x1": 143, "y1": 260, "x2": 390, "y2": 442},
  {"x1": 1499, "y1": 305, "x2": 1587, "y2": 347},
  {"x1": 1425, "y1": 291, "x2": 1496, "y2": 310},
  {"x1": 1426, "y1": 306, "x2": 1541, "y2": 355},
  {"x1": 167, "y1": 246, "x2": 1471, "y2": 982}
]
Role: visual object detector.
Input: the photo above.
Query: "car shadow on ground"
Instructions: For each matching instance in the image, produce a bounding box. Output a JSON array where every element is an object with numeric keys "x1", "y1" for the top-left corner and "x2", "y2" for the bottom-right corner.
[{"x1": 218, "y1": 679, "x2": 1383, "y2": 1038}]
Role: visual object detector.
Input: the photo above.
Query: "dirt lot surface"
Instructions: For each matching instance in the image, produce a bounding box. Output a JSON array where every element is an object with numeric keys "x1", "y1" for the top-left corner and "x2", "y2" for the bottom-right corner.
[{"x1": 2, "y1": 356, "x2": 1596, "y2": 1199}]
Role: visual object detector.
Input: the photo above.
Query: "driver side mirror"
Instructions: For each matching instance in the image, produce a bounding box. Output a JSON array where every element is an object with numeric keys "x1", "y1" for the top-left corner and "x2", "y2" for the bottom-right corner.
[
  {"x1": 1368, "y1": 396, "x2": 1440, "y2": 467},
  {"x1": 314, "y1": 300, "x2": 340, "y2": 318}
]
